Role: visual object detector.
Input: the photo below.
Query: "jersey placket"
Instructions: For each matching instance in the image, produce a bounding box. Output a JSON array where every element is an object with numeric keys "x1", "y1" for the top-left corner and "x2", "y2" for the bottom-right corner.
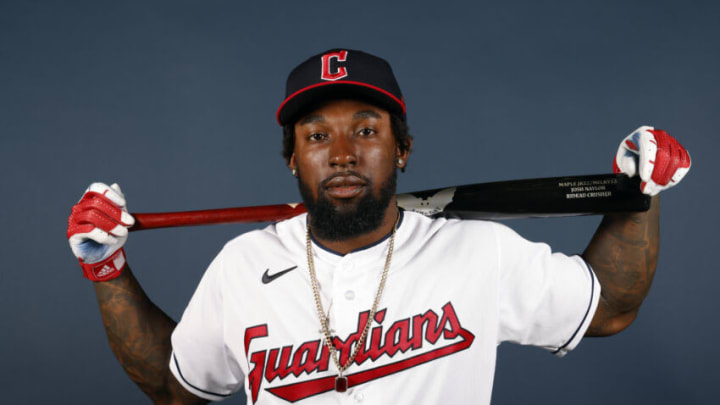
[
  {"x1": 329, "y1": 248, "x2": 387, "y2": 374},
  {"x1": 331, "y1": 256, "x2": 360, "y2": 339}
]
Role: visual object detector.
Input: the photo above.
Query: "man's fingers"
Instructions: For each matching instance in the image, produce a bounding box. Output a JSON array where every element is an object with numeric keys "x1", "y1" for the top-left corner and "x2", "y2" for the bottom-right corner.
[
  {"x1": 121, "y1": 210, "x2": 135, "y2": 226},
  {"x1": 110, "y1": 183, "x2": 124, "y2": 197},
  {"x1": 86, "y1": 182, "x2": 127, "y2": 208},
  {"x1": 69, "y1": 209, "x2": 129, "y2": 236},
  {"x1": 636, "y1": 129, "x2": 658, "y2": 185},
  {"x1": 671, "y1": 166, "x2": 691, "y2": 185},
  {"x1": 651, "y1": 132, "x2": 691, "y2": 186},
  {"x1": 66, "y1": 222, "x2": 95, "y2": 239},
  {"x1": 76, "y1": 191, "x2": 135, "y2": 226}
]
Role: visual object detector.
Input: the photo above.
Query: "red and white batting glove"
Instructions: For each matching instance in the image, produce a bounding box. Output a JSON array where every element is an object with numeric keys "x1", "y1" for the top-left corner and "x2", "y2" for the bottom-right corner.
[
  {"x1": 613, "y1": 126, "x2": 691, "y2": 196},
  {"x1": 67, "y1": 183, "x2": 135, "y2": 281}
]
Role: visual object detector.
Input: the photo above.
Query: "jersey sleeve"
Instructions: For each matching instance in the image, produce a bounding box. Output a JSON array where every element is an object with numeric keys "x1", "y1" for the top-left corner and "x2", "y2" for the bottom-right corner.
[
  {"x1": 170, "y1": 248, "x2": 245, "y2": 401},
  {"x1": 492, "y1": 222, "x2": 600, "y2": 357}
]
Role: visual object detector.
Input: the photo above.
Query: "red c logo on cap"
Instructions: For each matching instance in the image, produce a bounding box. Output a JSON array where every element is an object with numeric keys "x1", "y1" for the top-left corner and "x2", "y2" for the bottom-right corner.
[{"x1": 320, "y1": 50, "x2": 348, "y2": 81}]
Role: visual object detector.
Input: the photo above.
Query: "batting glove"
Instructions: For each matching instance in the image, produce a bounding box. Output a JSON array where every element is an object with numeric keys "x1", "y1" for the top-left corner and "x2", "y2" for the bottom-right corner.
[
  {"x1": 67, "y1": 183, "x2": 135, "y2": 281},
  {"x1": 613, "y1": 126, "x2": 691, "y2": 196}
]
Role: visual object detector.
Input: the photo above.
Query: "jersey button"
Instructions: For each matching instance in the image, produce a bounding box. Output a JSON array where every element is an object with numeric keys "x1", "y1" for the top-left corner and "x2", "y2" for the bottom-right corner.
[
  {"x1": 344, "y1": 290, "x2": 355, "y2": 300},
  {"x1": 354, "y1": 392, "x2": 364, "y2": 402}
]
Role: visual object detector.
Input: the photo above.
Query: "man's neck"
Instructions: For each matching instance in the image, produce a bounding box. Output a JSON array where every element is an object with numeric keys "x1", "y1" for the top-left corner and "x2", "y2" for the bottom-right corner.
[{"x1": 310, "y1": 199, "x2": 399, "y2": 256}]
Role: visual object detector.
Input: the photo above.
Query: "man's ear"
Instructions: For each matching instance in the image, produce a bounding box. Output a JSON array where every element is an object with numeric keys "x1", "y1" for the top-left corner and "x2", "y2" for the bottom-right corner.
[
  {"x1": 289, "y1": 154, "x2": 297, "y2": 176},
  {"x1": 396, "y1": 138, "x2": 412, "y2": 170}
]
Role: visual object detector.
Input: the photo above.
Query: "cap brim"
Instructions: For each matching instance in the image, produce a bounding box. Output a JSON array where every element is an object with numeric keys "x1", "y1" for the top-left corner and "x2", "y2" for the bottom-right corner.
[{"x1": 277, "y1": 81, "x2": 405, "y2": 126}]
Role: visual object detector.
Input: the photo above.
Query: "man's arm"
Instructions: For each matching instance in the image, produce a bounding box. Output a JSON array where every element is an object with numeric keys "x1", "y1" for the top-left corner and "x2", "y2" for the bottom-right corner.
[
  {"x1": 93, "y1": 265, "x2": 206, "y2": 404},
  {"x1": 67, "y1": 183, "x2": 206, "y2": 404},
  {"x1": 583, "y1": 196, "x2": 659, "y2": 336},
  {"x1": 582, "y1": 126, "x2": 690, "y2": 336}
]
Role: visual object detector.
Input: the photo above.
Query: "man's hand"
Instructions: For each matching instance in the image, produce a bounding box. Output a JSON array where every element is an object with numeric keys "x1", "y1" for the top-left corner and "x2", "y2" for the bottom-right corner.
[
  {"x1": 67, "y1": 183, "x2": 135, "y2": 281},
  {"x1": 613, "y1": 126, "x2": 691, "y2": 196}
]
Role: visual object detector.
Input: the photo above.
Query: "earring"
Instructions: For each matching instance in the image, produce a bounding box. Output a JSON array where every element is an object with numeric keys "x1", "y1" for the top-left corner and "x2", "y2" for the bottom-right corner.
[
  {"x1": 292, "y1": 168, "x2": 297, "y2": 176},
  {"x1": 397, "y1": 159, "x2": 404, "y2": 166}
]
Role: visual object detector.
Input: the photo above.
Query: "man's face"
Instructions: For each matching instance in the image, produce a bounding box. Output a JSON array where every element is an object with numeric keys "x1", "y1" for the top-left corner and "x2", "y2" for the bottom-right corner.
[{"x1": 290, "y1": 99, "x2": 407, "y2": 240}]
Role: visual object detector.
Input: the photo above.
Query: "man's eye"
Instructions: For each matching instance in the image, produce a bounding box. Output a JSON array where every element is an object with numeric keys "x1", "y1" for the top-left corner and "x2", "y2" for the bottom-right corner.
[
  {"x1": 358, "y1": 128, "x2": 375, "y2": 136},
  {"x1": 308, "y1": 133, "x2": 326, "y2": 141}
]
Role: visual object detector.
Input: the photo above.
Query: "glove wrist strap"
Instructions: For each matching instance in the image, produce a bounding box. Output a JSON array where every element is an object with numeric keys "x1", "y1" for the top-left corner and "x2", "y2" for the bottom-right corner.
[{"x1": 80, "y1": 248, "x2": 127, "y2": 282}]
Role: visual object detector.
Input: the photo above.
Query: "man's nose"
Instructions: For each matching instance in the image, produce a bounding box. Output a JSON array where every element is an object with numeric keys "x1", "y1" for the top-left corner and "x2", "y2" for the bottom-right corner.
[{"x1": 328, "y1": 134, "x2": 357, "y2": 168}]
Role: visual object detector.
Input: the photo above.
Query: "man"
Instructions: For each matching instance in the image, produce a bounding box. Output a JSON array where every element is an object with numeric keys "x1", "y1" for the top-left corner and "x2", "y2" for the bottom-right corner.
[{"x1": 67, "y1": 49, "x2": 691, "y2": 404}]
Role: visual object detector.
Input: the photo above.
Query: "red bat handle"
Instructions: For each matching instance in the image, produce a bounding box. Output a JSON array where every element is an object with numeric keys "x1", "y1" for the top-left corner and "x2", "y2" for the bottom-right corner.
[{"x1": 129, "y1": 203, "x2": 307, "y2": 231}]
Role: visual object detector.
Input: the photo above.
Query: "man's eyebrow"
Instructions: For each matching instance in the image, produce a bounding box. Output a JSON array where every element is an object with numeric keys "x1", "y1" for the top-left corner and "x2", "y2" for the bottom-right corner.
[
  {"x1": 353, "y1": 110, "x2": 382, "y2": 120},
  {"x1": 298, "y1": 115, "x2": 325, "y2": 125}
]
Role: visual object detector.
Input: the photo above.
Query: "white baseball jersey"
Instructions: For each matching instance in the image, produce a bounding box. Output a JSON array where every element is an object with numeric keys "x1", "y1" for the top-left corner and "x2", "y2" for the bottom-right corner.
[{"x1": 170, "y1": 211, "x2": 600, "y2": 404}]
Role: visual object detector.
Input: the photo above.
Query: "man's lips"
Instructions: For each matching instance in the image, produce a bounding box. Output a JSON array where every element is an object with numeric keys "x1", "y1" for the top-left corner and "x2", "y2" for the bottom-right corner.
[{"x1": 323, "y1": 174, "x2": 366, "y2": 199}]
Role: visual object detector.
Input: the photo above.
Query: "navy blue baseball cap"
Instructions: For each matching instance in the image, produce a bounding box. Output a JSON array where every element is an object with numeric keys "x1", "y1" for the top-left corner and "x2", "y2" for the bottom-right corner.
[{"x1": 276, "y1": 49, "x2": 406, "y2": 126}]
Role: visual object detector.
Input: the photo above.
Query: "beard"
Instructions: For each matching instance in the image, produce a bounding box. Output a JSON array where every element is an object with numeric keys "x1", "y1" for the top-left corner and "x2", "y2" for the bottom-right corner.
[{"x1": 298, "y1": 169, "x2": 397, "y2": 242}]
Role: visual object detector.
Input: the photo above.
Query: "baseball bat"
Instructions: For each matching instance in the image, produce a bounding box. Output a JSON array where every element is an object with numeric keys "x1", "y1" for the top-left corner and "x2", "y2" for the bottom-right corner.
[{"x1": 128, "y1": 173, "x2": 650, "y2": 232}]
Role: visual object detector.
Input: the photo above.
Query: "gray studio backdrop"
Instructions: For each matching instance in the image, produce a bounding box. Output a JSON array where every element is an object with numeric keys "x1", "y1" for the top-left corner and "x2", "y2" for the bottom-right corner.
[{"x1": 1, "y1": 0, "x2": 718, "y2": 403}]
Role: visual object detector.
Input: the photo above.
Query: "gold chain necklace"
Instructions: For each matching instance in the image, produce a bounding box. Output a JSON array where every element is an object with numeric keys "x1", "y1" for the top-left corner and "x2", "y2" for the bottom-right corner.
[{"x1": 305, "y1": 214, "x2": 398, "y2": 393}]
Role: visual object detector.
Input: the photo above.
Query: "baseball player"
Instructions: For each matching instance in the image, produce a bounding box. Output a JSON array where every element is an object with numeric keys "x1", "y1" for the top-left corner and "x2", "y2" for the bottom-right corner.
[{"x1": 67, "y1": 49, "x2": 691, "y2": 404}]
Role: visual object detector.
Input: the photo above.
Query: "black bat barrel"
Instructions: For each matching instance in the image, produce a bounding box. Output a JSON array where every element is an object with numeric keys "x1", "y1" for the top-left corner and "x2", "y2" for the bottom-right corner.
[{"x1": 397, "y1": 174, "x2": 651, "y2": 220}]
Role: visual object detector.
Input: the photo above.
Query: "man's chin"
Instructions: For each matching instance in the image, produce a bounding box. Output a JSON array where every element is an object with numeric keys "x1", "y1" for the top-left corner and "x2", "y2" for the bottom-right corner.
[
  {"x1": 298, "y1": 170, "x2": 397, "y2": 241},
  {"x1": 330, "y1": 205, "x2": 362, "y2": 219},
  {"x1": 322, "y1": 191, "x2": 366, "y2": 209},
  {"x1": 304, "y1": 193, "x2": 385, "y2": 241}
]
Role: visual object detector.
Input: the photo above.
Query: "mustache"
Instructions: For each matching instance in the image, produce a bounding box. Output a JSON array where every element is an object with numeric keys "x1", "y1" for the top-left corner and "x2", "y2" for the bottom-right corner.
[{"x1": 319, "y1": 171, "x2": 371, "y2": 188}]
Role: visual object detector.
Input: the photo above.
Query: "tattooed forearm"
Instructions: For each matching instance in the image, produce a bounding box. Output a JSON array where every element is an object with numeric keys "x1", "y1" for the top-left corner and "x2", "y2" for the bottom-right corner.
[
  {"x1": 93, "y1": 266, "x2": 206, "y2": 404},
  {"x1": 583, "y1": 196, "x2": 660, "y2": 336}
]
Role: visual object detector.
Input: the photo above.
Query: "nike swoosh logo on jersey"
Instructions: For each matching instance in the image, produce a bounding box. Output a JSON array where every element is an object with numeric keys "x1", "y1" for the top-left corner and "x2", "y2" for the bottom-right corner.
[{"x1": 261, "y1": 266, "x2": 297, "y2": 284}]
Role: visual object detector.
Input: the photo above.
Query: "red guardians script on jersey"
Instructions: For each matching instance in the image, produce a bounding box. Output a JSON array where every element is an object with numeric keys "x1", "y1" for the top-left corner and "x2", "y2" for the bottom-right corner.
[{"x1": 244, "y1": 302, "x2": 474, "y2": 403}]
